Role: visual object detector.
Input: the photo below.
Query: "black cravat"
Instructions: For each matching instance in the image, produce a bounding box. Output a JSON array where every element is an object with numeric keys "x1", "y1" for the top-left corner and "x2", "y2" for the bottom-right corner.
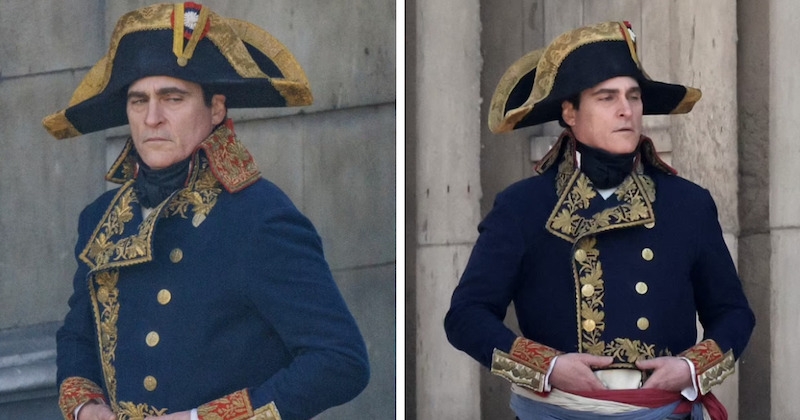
[
  {"x1": 133, "y1": 156, "x2": 192, "y2": 208},
  {"x1": 575, "y1": 141, "x2": 636, "y2": 189}
]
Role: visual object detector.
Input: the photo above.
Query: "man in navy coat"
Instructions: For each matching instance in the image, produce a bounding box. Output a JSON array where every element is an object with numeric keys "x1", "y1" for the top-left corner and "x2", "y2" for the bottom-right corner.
[
  {"x1": 444, "y1": 21, "x2": 754, "y2": 419},
  {"x1": 44, "y1": 3, "x2": 368, "y2": 420}
]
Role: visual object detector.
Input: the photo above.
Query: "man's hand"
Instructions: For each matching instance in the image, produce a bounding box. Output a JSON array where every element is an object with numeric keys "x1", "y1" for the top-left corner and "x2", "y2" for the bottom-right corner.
[
  {"x1": 549, "y1": 353, "x2": 614, "y2": 392},
  {"x1": 636, "y1": 356, "x2": 692, "y2": 392},
  {"x1": 77, "y1": 402, "x2": 115, "y2": 420}
]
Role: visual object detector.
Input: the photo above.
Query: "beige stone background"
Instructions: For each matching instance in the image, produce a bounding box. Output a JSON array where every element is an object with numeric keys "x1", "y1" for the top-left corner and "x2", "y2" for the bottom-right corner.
[
  {"x1": 407, "y1": 0, "x2": 788, "y2": 418},
  {"x1": 0, "y1": 1, "x2": 395, "y2": 419}
]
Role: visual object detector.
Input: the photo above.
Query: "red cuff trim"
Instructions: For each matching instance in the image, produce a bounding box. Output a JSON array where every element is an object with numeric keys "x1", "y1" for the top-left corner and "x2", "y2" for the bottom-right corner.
[
  {"x1": 58, "y1": 377, "x2": 106, "y2": 420},
  {"x1": 197, "y1": 389, "x2": 254, "y2": 420},
  {"x1": 679, "y1": 339, "x2": 736, "y2": 394},
  {"x1": 509, "y1": 337, "x2": 563, "y2": 372},
  {"x1": 491, "y1": 337, "x2": 563, "y2": 392}
]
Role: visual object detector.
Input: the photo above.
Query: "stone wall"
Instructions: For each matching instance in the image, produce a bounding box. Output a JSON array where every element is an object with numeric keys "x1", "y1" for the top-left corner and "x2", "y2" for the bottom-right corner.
[{"x1": 0, "y1": 1, "x2": 395, "y2": 418}]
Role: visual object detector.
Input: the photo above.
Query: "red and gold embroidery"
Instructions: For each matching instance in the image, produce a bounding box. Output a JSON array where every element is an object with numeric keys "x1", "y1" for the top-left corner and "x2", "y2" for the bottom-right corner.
[
  {"x1": 197, "y1": 389, "x2": 254, "y2": 420},
  {"x1": 58, "y1": 377, "x2": 106, "y2": 420},
  {"x1": 491, "y1": 337, "x2": 562, "y2": 392},
  {"x1": 680, "y1": 339, "x2": 735, "y2": 394},
  {"x1": 200, "y1": 121, "x2": 261, "y2": 193}
]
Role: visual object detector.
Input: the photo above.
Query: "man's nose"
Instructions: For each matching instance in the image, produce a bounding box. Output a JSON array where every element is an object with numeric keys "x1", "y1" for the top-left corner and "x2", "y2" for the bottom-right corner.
[
  {"x1": 144, "y1": 101, "x2": 164, "y2": 126},
  {"x1": 618, "y1": 98, "x2": 633, "y2": 117}
]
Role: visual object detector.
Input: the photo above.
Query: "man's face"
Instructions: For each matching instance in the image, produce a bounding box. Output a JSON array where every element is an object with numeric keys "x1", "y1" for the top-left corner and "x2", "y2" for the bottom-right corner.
[
  {"x1": 126, "y1": 76, "x2": 226, "y2": 169},
  {"x1": 561, "y1": 76, "x2": 643, "y2": 155}
]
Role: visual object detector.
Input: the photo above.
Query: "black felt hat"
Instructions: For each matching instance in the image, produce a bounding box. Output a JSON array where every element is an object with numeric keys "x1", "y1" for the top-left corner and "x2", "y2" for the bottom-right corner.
[
  {"x1": 488, "y1": 21, "x2": 701, "y2": 133},
  {"x1": 43, "y1": 2, "x2": 313, "y2": 139}
]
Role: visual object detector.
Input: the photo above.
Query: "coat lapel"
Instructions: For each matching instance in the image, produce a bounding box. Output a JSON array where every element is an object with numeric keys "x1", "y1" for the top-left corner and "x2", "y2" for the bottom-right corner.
[{"x1": 545, "y1": 139, "x2": 657, "y2": 244}]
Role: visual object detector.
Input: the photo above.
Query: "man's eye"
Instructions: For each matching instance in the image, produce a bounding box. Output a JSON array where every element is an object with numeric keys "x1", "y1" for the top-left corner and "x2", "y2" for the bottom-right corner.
[{"x1": 165, "y1": 96, "x2": 183, "y2": 102}]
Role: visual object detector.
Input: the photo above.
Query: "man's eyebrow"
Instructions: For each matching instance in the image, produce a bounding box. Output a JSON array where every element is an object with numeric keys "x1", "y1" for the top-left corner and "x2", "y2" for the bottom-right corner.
[
  {"x1": 590, "y1": 86, "x2": 641, "y2": 96},
  {"x1": 155, "y1": 86, "x2": 191, "y2": 96},
  {"x1": 127, "y1": 87, "x2": 191, "y2": 99},
  {"x1": 127, "y1": 90, "x2": 148, "y2": 99}
]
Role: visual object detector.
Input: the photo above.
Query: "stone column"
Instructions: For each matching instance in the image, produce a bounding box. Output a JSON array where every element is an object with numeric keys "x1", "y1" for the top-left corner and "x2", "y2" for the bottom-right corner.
[
  {"x1": 768, "y1": 1, "x2": 800, "y2": 418},
  {"x1": 413, "y1": 0, "x2": 484, "y2": 418},
  {"x1": 737, "y1": 0, "x2": 771, "y2": 418},
  {"x1": 669, "y1": 1, "x2": 740, "y2": 417}
]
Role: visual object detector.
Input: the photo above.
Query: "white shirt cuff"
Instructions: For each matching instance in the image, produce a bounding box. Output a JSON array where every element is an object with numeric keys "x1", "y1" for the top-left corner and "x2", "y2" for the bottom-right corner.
[
  {"x1": 680, "y1": 357, "x2": 699, "y2": 401},
  {"x1": 191, "y1": 408, "x2": 199, "y2": 420},
  {"x1": 542, "y1": 355, "x2": 559, "y2": 392}
]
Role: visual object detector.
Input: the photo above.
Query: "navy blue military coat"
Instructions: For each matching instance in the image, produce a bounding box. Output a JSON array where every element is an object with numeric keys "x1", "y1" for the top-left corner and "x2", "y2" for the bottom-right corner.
[
  {"x1": 445, "y1": 134, "x2": 754, "y2": 394},
  {"x1": 56, "y1": 125, "x2": 369, "y2": 420}
]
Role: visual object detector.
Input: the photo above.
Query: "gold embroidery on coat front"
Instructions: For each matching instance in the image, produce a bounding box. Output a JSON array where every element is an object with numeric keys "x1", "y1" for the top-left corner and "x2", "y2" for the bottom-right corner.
[
  {"x1": 574, "y1": 237, "x2": 605, "y2": 354},
  {"x1": 89, "y1": 270, "x2": 121, "y2": 410},
  {"x1": 81, "y1": 157, "x2": 224, "y2": 416},
  {"x1": 165, "y1": 160, "x2": 222, "y2": 227},
  {"x1": 573, "y1": 238, "x2": 667, "y2": 365},
  {"x1": 80, "y1": 183, "x2": 171, "y2": 272},
  {"x1": 116, "y1": 402, "x2": 168, "y2": 419}
]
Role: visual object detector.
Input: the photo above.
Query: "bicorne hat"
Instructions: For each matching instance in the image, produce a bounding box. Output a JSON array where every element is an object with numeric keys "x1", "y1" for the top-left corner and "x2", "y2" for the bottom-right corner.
[
  {"x1": 488, "y1": 21, "x2": 701, "y2": 133},
  {"x1": 43, "y1": 2, "x2": 312, "y2": 139}
]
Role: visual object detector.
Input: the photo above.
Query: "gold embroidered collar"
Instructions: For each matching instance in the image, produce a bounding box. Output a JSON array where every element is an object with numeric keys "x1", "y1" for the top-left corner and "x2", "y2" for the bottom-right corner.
[
  {"x1": 541, "y1": 132, "x2": 660, "y2": 243},
  {"x1": 80, "y1": 122, "x2": 259, "y2": 272},
  {"x1": 105, "y1": 119, "x2": 261, "y2": 193}
]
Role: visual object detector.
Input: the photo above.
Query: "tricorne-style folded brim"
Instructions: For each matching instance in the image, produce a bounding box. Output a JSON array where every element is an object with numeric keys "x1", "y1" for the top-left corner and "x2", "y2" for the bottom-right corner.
[
  {"x1": 488, "y1": 38, "x2": 702, "y2": 134},
  {"x1": 43, "y1": 5, "x2": 312, "y2": 140}
]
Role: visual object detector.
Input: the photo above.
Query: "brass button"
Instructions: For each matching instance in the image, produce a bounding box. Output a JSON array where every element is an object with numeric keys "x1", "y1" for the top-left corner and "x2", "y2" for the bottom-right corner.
[
  {"x1": 637, "y1": 317, "x2": 650, "y2": 330},
  {"x1": 169, "y1": 248, "x2": 183, "y2": 263},
  {"x1": 582, "y1": 319, "x2": 596, "y2": 332},
  {"x1": 644, "y1": 221, "x2": 655, "y2": 229},
  {"x1": 574, "y1": 249, "x2": 587, "y2": 262},
  {"x1": 144, "y1": 375, "x2": 157, "y2": 391},
  {"x1": 635, "y1": 282, "x2": 648, "y2": 295},
  {"x1": 641, "y1": 248, "x2": 654, "y2": 261},
  {"x1": 97, "y1": 287, "x2": 110, "y2": 304},
  {"x1": 581, "y1": 284, "x2": 595, "y2": 297},
  {"x1": 146, "y1": 331, "x2": 160, "y2": 347},
  {"x1": 157, "y1": 289, "x2": 172, "y2": 305}
]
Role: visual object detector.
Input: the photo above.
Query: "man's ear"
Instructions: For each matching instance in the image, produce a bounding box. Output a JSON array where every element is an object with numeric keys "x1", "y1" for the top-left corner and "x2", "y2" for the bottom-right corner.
[
  {"x1": 561, "y1": 101, "x2": 576, "y2": 127},
  {"x1": 211, "y1": 94, "x2": 227, "y2": 125}
]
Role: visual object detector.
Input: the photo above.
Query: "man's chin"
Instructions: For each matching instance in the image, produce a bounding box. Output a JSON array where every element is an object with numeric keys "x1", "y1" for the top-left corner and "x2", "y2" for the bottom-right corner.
[
  {"x1": 610, "y1": 133, "x2": 640, "y2": 154},
  {"x1": 139, "y1": 155, "x2": 179, "y2": 170}
]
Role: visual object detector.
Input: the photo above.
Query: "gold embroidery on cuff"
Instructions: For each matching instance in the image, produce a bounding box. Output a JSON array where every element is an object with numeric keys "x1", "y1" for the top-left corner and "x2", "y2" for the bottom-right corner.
[
  {"x1": 58, "y1": 377, "x2": 106, "y2": 420},
  {"x1": 697, "y1": 351, "x2": 735, "y2": 395},
  {"x1": 680, "y1": 339, "x2": 736, "y2": 395},
  {"x1": 491, "y1": 349, "x2": 547, "y2": 393},
  {"x1": 197, "y1": 388, "x2": 254, "y2": 420},
  {"x1": 490, "y1": 338, "x2": 562, "y2": 392},
  {"x1": 252, "y1": 402, "x2": 282, "y2": 420}
]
